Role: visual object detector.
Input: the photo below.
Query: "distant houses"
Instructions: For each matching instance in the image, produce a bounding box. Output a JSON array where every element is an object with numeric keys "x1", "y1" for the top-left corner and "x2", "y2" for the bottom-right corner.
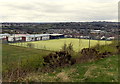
[
  {"x1": 64, "y1": 34, "x2": 115, "y2": 40},
  {"x1": 90, "y1": 30, "x2": 105, "y2": 34}
]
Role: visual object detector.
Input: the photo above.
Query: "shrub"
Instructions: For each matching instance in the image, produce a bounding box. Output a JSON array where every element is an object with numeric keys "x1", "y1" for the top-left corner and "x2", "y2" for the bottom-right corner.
[
  {"x1": 43, "y1": 51, "x2": 76, "y2": 69},
  {"x1": 62, "y1": 42, "x2": 74, "y2": 55},
  {"x1": 76, "y1": 48, "x2": 112, "y2": 63},
  {"x1": 62, "y1": 43, "x2": 67, "y2": 51},
  {"x1": 67, "y1": 42, "x2": 74, "y2": 54},
  {"x1": 76, "y1": 48, "x2": 99, "y2": 63}
]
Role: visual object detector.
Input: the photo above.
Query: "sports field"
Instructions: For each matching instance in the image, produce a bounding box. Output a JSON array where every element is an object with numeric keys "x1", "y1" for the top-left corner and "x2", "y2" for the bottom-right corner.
[{"x1": 10, "y1": 38, "x2": 112, "y2": 52}]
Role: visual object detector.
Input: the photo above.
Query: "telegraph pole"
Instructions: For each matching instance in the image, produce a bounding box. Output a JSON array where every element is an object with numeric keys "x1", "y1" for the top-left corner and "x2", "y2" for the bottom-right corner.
[
  {"x1": 98, "y1": 27, "x2": 100, "y2": 46},
  {"x1": 14, "y1": 30, "x2": 15, "y2": 44},
  {"x1": 79, "y1": 34, "x2": 80, "y2": 46},
  {"x1": 88, "y1": 23, "x2": 91, "y2": 49},
  {"x1": 105, "y1": 25, "x2": 107, "y2": 46}
]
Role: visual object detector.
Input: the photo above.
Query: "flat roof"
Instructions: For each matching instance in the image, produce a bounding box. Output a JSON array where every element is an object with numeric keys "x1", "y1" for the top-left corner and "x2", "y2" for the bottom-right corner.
[
  {"x1": 0, "y1": 34, "x2": 10, "y2": 36},
  {"x1": 49, "y1": 34, "x2": 63, "y2": 36},
  {"x1": 26, "y1": 34, "x2": 63, "y2": 37},
  {"x1": 26, "y1": 34, "x2": 50, "y2": 37},
  {"x1": 0, "y1": 37, "x2": 4, "y2": 39},
  {"x1": 0, "y1": 33, "x2": 63, "y2": 38}
]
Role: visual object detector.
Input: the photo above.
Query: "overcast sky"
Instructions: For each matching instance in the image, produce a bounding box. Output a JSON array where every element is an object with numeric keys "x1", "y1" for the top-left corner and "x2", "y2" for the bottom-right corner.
[{"x1": 0, "y1": 0, "x2": 119, "y2": 22}]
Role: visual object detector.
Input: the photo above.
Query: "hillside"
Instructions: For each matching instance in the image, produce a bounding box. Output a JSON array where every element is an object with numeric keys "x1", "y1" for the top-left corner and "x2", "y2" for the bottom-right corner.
[
  {"x1": 2, "y1": 44, "x2": 52, "y2": 73},
  {"x1": 22, "y1": 54, "x2": 118, "y2": 82},
  {"x1": 2, "y1": 40, "x2": 119, "y2": 82}
]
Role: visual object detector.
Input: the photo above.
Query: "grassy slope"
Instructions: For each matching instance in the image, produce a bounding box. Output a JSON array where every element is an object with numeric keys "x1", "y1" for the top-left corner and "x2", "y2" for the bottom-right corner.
[
  {"x1": 2, "y1": 44, "x2": 52, "y2": 72},
  {"x1": 11, "y1": 38, "x2": 111, "y2": 52},
  {"x1": 23, "y1": 54, "x2": 118, "y2": 82},
  {"x1": 3, "y1": 41, "x2": 118, "y2": 82}
]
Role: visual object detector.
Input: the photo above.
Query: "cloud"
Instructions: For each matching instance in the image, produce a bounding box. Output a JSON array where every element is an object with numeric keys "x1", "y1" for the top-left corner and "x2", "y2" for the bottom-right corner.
[{"x1": 0, "y1": 0, "x2": 118, "y2": 22}]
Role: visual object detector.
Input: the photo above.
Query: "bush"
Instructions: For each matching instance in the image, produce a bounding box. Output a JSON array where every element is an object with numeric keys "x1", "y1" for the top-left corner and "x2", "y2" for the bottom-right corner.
[
  {"x1": 76, "y1": 48, "x2": 99, "y2": 63},
  {"x1": 62, "y1": 43, "x2": 74, "y2": 55},
  {"x1": 76, "y1": 48, "x2": 112, "y2": 63},
  {"x1": 43, "y1": 51, "x2": 76, "y2": 69},
  {"x1": 62, "y1": 43, "x2": 67, "y2": 51}
]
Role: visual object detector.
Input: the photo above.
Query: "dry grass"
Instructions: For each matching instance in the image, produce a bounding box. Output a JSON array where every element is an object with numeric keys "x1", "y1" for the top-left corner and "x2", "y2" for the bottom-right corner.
[
  {"x1": 84, "y1": 65, "x2": 98, "y2": 78},
  {"x1": 56, "y1": 72, "x2": 70, "y2": 82}
]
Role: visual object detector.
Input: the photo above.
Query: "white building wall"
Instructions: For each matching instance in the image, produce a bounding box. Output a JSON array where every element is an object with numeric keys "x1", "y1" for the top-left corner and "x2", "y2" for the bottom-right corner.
[
  {"x1": 42, "y1": 36, "x2": 49, "y2": 40},
  {"x1": 26, "y1": 37, "x2": 32, "y2": 41},
  {"x1": 8, "y1": 37, "x2": 14, "y2": 41}
]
